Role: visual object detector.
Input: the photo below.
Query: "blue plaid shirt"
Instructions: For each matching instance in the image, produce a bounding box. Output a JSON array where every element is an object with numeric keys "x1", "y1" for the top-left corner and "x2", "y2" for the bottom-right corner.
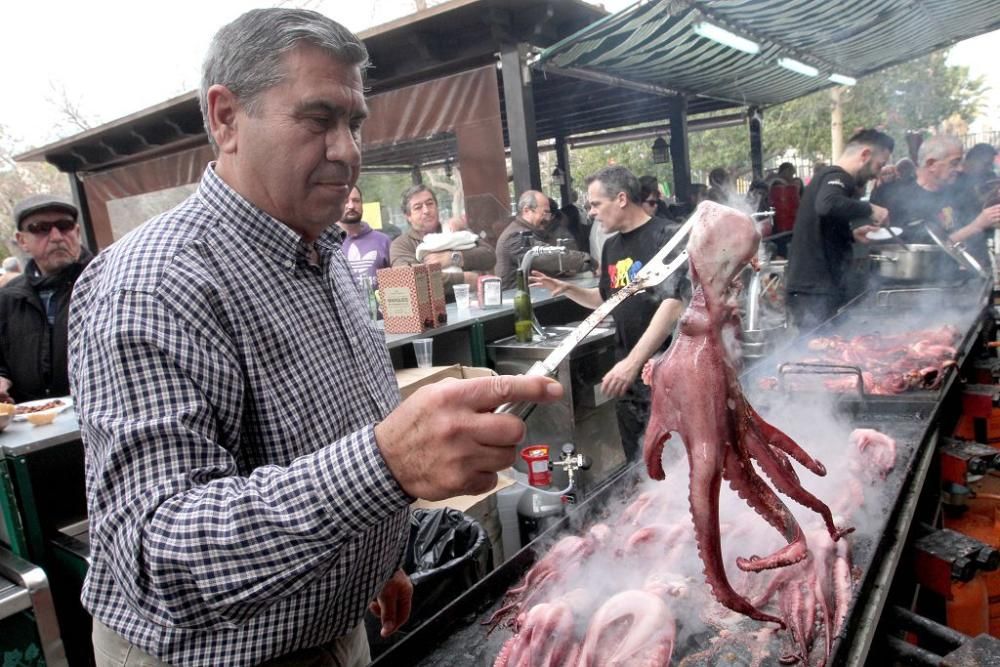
[{"x1": 69, "y1": 165, "x2": 410, "y2": 666}]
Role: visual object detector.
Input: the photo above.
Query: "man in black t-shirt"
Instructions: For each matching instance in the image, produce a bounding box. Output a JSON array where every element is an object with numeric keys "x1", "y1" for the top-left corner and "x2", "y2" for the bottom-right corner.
[
  {"x1": 785, "y1": 129, "x2": 893, "y2": 329},
  {"x1": 871, "y1": 134, "x2": 1000, "y2": 271},
  {"x1": 531, "y1": 166, "x2": 687, "y2": 461}
]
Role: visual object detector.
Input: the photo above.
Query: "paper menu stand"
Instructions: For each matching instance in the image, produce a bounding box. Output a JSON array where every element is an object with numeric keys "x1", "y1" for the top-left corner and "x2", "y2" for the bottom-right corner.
[{"x1": 376, "y1": 266, "x2": 434, "y2": 333}]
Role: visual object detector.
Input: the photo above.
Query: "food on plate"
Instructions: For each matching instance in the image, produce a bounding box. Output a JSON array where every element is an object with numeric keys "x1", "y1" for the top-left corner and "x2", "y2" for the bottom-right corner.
[{"x1": 15, "y1": 399, "x2": 66, "y2": 415}]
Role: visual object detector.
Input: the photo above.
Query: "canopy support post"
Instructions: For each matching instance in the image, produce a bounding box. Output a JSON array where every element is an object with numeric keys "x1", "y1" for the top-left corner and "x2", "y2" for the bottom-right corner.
[
  {"x1": 669, "y1": 96, "x2": 691, "y2": 206},
  {"x1": 749, "y1": 106, "x2": 764, "y2": 181},
  {"x1": 500, "y1": 43, "x2": 541, "y2": 197}
]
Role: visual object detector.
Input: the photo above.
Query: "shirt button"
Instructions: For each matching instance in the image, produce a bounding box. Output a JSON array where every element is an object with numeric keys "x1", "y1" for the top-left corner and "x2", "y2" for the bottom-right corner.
[{"x1": 285, "y1": 260, "x2": 295, "y2": 269}]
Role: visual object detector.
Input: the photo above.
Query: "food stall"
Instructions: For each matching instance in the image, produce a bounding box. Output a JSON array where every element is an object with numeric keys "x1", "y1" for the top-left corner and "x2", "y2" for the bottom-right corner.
[{"x1": 367, "y1": 236, "x2": 1000, "y2": 665}]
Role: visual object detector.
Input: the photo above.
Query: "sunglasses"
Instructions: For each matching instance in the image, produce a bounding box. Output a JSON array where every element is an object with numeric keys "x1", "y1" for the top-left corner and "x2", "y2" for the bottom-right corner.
[
  {"x1": 643, "y1": 199, "x2": 658, "y2": 206},
  {"x1": 22, "y1": 219, "x2": 77, "y2": 235}
]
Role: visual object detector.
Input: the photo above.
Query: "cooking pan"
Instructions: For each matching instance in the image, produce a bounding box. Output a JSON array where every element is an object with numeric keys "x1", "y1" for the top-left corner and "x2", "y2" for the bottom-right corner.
[{"x1": 869, "y1": 243, "x2": 951, "y2": 282}]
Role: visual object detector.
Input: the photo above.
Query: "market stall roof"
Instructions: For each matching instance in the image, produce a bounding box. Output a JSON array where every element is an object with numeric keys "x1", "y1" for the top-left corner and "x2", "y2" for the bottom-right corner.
[
  {"x1": 20, "y1": 0, "x2": 736, "y2": 173},
  {"x1": 536, "y1": 0, "x2": 1000, "y2": 108}
]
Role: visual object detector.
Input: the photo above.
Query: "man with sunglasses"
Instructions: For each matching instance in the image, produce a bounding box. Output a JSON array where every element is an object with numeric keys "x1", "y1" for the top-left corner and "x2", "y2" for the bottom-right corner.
[{"x1": 0, "y1": 193, "x2": 91, "y2": 403}]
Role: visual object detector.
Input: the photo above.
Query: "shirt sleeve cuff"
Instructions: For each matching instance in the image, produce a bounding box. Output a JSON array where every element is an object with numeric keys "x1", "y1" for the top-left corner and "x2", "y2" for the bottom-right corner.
[{"x1": 310, "y1": 424, "x2": 413, "y2": 533}]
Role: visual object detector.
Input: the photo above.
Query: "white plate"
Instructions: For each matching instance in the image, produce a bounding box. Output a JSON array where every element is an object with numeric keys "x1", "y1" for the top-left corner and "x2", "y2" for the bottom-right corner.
[
  {"x1": 13, "y1": 397, "x2": 74, "y2": 422},
  {"x1": 866, "y1": 226, "x2": 903, "y2": 241}
]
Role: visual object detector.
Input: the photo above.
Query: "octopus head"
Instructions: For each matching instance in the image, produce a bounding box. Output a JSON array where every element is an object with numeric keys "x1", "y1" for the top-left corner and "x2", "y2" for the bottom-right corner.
[{"x1": 687, "y1": 201, "x2": 760, "y2": 301}]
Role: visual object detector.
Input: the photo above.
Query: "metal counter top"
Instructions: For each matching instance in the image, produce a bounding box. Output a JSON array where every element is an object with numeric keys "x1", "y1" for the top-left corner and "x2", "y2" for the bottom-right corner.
[
  {"x1": 0, "y1": 409, "x2": 81, "y2": 457},
  {"x1": 384, "y1": 275, "x2": 599, "y2": 348}
]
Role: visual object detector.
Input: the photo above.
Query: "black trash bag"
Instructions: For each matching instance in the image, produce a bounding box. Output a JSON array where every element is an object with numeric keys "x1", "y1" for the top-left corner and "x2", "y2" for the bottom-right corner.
[{"x1": 366, "y1": 508, "x2": 492, "y2": 657}]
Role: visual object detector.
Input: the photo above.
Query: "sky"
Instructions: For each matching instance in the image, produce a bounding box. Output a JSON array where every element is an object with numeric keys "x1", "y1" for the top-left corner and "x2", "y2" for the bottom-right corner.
[{"x1": 1, "y1": 1, "x2": 998, "y2": 153}]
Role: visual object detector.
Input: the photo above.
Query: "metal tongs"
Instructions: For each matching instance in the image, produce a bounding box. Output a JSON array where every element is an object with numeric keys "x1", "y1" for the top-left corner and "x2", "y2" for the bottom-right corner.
[
  {"x1": 923, "y1": 221, "x2": 987, "y2": 278},
  {"x1": 495, "y1": 216, "x2": 694, "y2": 419}
]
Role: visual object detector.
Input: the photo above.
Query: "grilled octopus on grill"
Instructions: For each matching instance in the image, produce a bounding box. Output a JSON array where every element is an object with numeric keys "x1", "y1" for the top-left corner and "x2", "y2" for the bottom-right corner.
[{"x1": 642, "y1": 201, "x2": 852, "y2": 627}]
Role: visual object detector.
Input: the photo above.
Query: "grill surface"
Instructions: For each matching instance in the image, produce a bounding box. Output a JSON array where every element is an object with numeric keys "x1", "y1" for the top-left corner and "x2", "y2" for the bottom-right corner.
[{"x1": 372, "y1": 279, "x2": 991, "y2": 667}]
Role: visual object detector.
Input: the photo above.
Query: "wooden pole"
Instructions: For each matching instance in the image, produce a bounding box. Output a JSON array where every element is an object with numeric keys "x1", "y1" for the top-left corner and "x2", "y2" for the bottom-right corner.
[{"x1": 830, "y1": 86, "x2": 844, "y2": 160}]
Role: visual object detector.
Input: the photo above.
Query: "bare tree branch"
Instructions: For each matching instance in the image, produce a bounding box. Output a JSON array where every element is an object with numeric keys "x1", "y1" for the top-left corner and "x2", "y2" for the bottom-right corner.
[{"x1": 45, "y1": 81, "x2": 95, "y2": 133}]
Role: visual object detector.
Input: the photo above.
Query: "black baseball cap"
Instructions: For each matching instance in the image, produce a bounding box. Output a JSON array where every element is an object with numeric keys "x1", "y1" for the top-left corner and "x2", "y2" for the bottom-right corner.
[{"x1": 14, "y1": 194, "x2": 78, "y2": 231}]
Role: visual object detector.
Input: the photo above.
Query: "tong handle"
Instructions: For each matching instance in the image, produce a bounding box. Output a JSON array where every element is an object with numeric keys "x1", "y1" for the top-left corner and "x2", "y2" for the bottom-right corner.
[
  {"x1": 777, "y1": 362, "x2": 866, "y2": 398},
  {"x1": 494, "y1": 361, "x2": 556, "y2": 420}
]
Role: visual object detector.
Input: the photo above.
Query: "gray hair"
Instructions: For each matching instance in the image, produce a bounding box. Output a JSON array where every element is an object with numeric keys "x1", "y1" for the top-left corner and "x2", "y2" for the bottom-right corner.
[
  {"x1": 401, "y1": 184, "x2": 436, "y2": 215},
  {"x1": 2, "y1": 257, "x2": 20, "y2": 272},
  {"x1": 517, "y1": 190, "x2": 543, "y2": 213},
  {"x1": 917, "y1": 134, "x2": 963, "y2": 166},
  {"x1": 586, "y1": 165, "x2": 641, "y2": 204},
  {"x1": 199, "y1": 8, "x2": 368, "y2": 149}
]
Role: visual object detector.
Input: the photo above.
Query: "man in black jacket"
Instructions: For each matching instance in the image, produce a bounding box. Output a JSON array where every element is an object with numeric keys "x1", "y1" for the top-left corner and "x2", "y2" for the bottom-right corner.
[
  {"x1": 785, "y1": 129, "x2": 893, "y2": 329},
  {"x1": 0, "y1": 194, "x2": 92, "y2": 403}
]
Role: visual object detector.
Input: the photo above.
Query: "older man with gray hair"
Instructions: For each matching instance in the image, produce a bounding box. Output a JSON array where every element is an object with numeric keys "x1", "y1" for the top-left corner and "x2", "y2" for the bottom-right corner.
[
  {"x1": 872, "y1": 134, "x2": 1000, "y2": 268},
  {"x1": 70, "y1": 9, "x2": 562, "y2": 667},
  {"x1": 494, "y1": 189, "x2": 594, "y2": 289}
]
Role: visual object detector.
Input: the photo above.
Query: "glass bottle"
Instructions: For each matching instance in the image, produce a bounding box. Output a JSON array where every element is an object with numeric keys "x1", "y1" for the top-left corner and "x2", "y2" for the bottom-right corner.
[{"x1": 514, "y1": 269, "x2": 534, "y2": 342}]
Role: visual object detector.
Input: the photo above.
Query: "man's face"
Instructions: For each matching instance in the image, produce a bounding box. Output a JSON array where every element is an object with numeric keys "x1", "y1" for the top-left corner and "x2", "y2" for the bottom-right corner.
[
  {"x1": 217, "y1": 46, "x2": 367, "y2": 240},
  {"x1": 924, "y1": 147, "x2": 964, "y2": 189},
  {"x1": 586, "y1": 180, "x2": 624, "y2": 233},
  {"x1": 858, "y1": 148, "x2": 892, "y2": 185},
  {"x1": 15, "y1": 210, "x2": 82, "y2": 275},
  {"x1": 342, "y1": 187, "x2": 363, "y2": 224},
  {"x1": 405, "y1": 190, "x2": 440, "y2": 235},
  {"x1": 522, "y1": 195, "x2": 551, "y2": 228}
]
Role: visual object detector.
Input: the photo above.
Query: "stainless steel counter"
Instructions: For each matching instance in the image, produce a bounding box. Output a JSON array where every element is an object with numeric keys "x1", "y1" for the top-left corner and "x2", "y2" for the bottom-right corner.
[
  {"x1": 0, "y1": 409, "x2": 80, "y2": 457},
  {"x1": 383, "y1": 276, "x2": 599, "y2": 349}
]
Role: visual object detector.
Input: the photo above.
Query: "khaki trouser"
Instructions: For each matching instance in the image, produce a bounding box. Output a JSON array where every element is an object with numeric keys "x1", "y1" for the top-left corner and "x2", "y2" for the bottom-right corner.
[{"x1": 92, "y1": 619, "x2": 371, "y2": 667}]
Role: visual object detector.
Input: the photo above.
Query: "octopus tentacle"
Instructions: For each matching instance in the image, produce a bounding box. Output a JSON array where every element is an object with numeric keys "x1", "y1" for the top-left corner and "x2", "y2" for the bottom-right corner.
[
  {"x1": 743, "y1": 403, "x2": 827, "y2": 476},
  {"x1": 687, "y1": 440, "x2": 785, "y2": 627},
  {"x1": 722, "y1": 445, "x2": 808, "y2": 571},
  {"x1": 742, "y1": 428, "x2": 854, "y2": 541}
]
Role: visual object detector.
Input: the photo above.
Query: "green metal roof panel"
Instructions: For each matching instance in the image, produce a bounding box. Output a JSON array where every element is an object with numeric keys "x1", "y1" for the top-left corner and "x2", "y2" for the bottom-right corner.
[{"x1": 537, "y1": 0, "x2": 1000, "y2": 107}]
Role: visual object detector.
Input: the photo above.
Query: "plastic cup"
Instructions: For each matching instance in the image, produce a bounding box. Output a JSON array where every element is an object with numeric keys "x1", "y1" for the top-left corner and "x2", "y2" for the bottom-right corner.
[
  {"x1": 413, "y1": 338, "x2": 433, "y2": 368},
  {"x1": 453, "y1": 284, "x2": 471, "y2": 311}
]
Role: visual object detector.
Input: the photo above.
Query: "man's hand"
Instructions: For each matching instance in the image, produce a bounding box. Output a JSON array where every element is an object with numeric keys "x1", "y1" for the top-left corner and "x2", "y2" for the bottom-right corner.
[
  {"x1": 852, "y1": 224, "x2": 880, "y2": 244},
  {"x1": 0, "y1": 377, "x2": 12, "y2": 404},
  {"x1": 374, "y1": 375, "x2": 563, "y2": 500},
  {"x1": 369, "y1": 569, "x2": 413, "y2": 638},
  {"x1": 529, "y1": 270, "x2": 568, "y2": 296},
  {"x1": 601, "y1": 358, "x2": 641, "y2": 398},
  {"x1": 973, "y1": 204, "x2": 1000, "y2": 232},
  {"x1": 869, "y1": 204, "x2": 889, "y2": 226},
  {"x1": 423, "y1": 250, "x2": 456, "y2": 268}
]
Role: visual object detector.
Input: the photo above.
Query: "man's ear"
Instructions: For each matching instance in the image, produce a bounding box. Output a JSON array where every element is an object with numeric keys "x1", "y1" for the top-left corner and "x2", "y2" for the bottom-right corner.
[
  {"x1": 617, "y1": 191, "x2": 628, "y2": 208},
  {"x1": 14, "y1": 231, "x2": 29, "y2": 254},
  {"x1": 206, "y1": 84, "x2": 241, "y2": 154}
]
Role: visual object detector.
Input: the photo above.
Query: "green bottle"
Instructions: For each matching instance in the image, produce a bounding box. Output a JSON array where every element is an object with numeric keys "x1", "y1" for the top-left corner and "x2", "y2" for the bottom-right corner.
[{"x1": 514, "y1": 269, "x2": 534, "y2": 343}]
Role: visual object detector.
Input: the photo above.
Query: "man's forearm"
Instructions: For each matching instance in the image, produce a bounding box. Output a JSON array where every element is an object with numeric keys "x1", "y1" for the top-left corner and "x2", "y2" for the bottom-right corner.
[
  {"x1": 461, "y1": 243, "x2": 496, "y2": 272},
  {"x1": 561, "y1": 285, "x2": 603, "y2": 309},
  {"x1": 623, "y1": 298, "x2": 684, "y2": 368}
]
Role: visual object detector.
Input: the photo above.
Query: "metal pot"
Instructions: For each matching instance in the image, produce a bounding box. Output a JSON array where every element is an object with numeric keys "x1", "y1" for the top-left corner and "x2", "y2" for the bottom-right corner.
[{"x1": 869, "y1": 244, "x2": 952, "y2": 282}]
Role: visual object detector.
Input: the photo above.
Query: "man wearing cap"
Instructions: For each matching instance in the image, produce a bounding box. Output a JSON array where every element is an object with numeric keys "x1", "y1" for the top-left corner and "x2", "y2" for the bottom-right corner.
[{"x1": 0, "y1": 193, "x2": 91, "y2": 404}]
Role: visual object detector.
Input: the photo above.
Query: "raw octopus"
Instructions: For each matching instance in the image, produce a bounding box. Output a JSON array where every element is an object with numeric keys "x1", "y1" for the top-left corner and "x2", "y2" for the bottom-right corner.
[{"x1": 642, "y1": 201, "x2": 852, "y2": 626}]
